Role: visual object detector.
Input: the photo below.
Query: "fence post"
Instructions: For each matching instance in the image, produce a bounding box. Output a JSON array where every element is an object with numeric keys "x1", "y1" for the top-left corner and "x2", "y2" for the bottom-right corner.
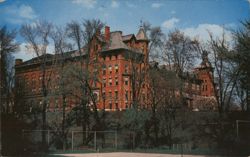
[
  {"x1": 22, "y1": 129, "x2": 24, "y2": 138},
  {"x1": 132, "y1": 132, "x2": 135, "y2": 150},
  {"x1": 94, "y1": 131, "x2": 97, "y2": 150},
  {"x1": 236, "y1": 120, "x2": 239, "y2": 138},
  {"x1": 115, "y1": 131, "x2": 117, "y2": 149},
  {"x1": 71, "y1": 131, "x2": 74, "y2": 150},
  {"x1": 47, "y1": 130, "x2": 50, "y2": 146}
]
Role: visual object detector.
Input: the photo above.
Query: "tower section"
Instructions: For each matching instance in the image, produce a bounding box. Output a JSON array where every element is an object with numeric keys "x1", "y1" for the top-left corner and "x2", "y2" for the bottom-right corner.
[{"x1": 195, "y1": 52, "x2": 215, "y2": 97}]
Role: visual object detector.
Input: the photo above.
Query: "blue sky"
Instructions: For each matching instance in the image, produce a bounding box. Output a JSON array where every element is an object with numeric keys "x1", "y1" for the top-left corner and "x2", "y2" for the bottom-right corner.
[{"x1": 0, "y1": 0, "x2": 249, "y2": 60}]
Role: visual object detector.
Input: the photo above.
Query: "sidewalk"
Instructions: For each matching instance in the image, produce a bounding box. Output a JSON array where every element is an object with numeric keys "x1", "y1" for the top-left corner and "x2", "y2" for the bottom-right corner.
[{"x1": 53, "y1": 152, "x2": 222, "y2": 157}]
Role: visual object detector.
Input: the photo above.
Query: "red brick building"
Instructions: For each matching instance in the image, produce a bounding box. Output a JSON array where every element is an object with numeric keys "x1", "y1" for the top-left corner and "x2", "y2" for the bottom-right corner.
[
  {"x1": 15, "y1": 26, "x2": 149, "y2": 111},
  {"x1": 15, "y1": 26, "x2": 215, "y2": 112}
]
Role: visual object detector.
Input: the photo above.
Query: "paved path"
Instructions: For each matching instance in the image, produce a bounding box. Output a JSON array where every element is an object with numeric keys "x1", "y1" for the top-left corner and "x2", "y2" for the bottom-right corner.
[{"x1": 53, "y1": 152, "x2": 221, "y2": 157}]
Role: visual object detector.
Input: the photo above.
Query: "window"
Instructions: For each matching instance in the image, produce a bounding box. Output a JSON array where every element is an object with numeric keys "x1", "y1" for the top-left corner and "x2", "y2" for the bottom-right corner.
[
  {"x1": 109, "y1": 103, "x2": 112, "y2": 110},
  {"x1": 109, "y1": 78, "x2": 112, "y2": 86},
  {"x1": 125, "y1": 78, "x2": 128, "y2": 85},
  {"x1": 115, "y1": 64, "x2": 118, "y2": 73},
  {"x1": 142, "y1": 93, "x2": 145, "y2": 101},
  {"x1": 115, "y1": 103, "x2": 118, "y2": 110},
  {"x1": 109, "y1": 91, "x2": 112, "y2": 99},
  {"x1": 102, "y1": 65, "x2": 106, "y2": 75},
  {"x1": 115, "y1": 91, "x2": 118, "y2": 100},
  {"x1": 103, "y1": 78, "x2": 106, "y2": 87},
  {"x1": 192, "y1": 84, "x2": 195, "y2": 90},
  {"x1": 125, "y1": 65, "x2": 128, "y2": 73},
  {"x1": 93, "y1": 93, "x2": 98, "y2": 101},
  {"x1": 102, "y1": 92, "x2": 106, "y2": 100},
  {"x1": 125, "y1": 91, "x2": 128, "y2": 101},
  {"x1": 55, "y1": 99, "x2": 58, "y2": 110},
  {"x1": 109, "y1": 65, "x2": 112, "y2": 74},
  {"x1": 115, "y1": 77, "x2": 118, "y2": 85},
  {"x1": 197, "y1": 85, "x2": 200, "y2": 90}
]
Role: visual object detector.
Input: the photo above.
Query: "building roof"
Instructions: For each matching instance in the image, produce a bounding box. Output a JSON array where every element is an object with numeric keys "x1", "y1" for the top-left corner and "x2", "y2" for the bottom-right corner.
[
  {"x1": 16, "y1": 27, "x2": 147, "y2": 67},
  {"x1": 109, "y1": 31, "x2": 129, "y2": 50},
  {"x1": 21, "y1": 53, "x2": 54, "y2": 65},
  {"x1": 102, "y1": 31, "x2": 142, "y2": 54},
  {"x1": 122, "y1": 34, "x2": 134, "y2": 41}
]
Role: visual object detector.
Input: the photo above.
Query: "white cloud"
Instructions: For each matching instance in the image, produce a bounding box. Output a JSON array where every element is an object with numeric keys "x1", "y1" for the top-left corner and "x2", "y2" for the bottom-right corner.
[
  {"x1": 111, "y1": 0, "x2": 119, "y2": 8},
  {"x1": 151, "y1": 3, "x2": 163, "y2": 8},
  {"x1": 247, "y1": 0, "x2": 250, "y2": 4},
  {"x1": 72, "y1": 0, "x2": 97, "y2": 9},
  {"x1": 14, "y1": 43, "x2": 34, "y2": 61},
  {"x1": 0, "y1": 0, "x2": 6, "y2": 3},
  {"x1": 126, "y1": 2, "x2": 136, "y2": 8},
  {"x1": 171, "y1": 10, "x2": 176, "y2": 14},
  {"x1": 19, "y1": 5, "x2": 37, "y2": 19},
  {"x1": 14, "y1": 43, "x2": 55, "y2": 61},
  {"x1": 182, "y1": 24, "x2": 232, "y2": 42},
  {"x1": 4, "y1": 4, "x2": 37, "y2": 24},
  {"x1": 162, "y1": 17, "x2": 180, "y2": 29}
]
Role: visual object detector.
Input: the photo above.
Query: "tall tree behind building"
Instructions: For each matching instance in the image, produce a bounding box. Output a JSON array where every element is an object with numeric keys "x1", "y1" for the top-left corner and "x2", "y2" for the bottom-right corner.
[
  {"x1": 163, "y1": 30, "x2": 198, "y2": 75},
  {"x1": 66, "y1": 19, "x2": 104, "y2": 145},
  {"x1": 0, "y1": 26, "x2": 19, "y2": 113},
  {"x1": 208, "y1": 31, "x2": 240, "y2": 115},
  {"x1": 20, "y1": 20, "x2": 55, "y2": 150},
  {"x1": 0, "y1": 26, "x2": 19, "y2": 156},
  {"x1": 50, "y1": 26, "x2": 73, "y2": 150},
  {"x1": 233, "y1": 19, "x2": 250, "y2": 111}
]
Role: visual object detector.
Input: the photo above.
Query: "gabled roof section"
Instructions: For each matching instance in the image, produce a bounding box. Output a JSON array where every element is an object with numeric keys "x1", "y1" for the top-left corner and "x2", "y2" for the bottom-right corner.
[
  {"x1": 136, "y1": 27, "x2": 148, "y2": 41},
  {"x1": 21, "y1": 53, "x2": 55, "y2": 65},
  {"x1": 122, "y1": 34, "x2": 135, "y2": 41},
  {"x1": 106, "y1": 31, "x2": 129, "y2": 50},
  {"x1": 101, "y1": 31, "x2": 143, "y2": 53}
]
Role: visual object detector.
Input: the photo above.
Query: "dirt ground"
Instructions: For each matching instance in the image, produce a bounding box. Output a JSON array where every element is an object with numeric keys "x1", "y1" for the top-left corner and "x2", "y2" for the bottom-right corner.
[{"x1": 53, "y1": 152, "x2": 221, "y2": 157}]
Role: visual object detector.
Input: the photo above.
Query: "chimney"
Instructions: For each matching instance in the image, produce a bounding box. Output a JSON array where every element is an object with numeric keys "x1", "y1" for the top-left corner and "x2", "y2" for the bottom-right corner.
[
  {"x1": 105, "y1": 26, "x2": 110, "y2": 41},
  {"x1": 15, "y1": 59, "x2": 23, "y2": 65}
]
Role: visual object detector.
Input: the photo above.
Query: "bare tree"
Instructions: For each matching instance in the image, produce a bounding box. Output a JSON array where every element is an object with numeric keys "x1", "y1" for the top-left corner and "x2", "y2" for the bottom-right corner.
[
  {"x1": 233, "y1": 19, "x2": 250, "y2": 111},
  {"x1": 0, "y1": 26, "x2": 19, "y2": 114},
  {"x1": 20, "y1": 20, "x2": 55, "y2": 149},
  {"x1": 208, "y1": 31, "x2": 239, "y2": 115},
  {"x1": 0, "y1": 26, "x2": 19, "y2": 155},
  {"x1": 66, "y1": 19, "x2": 104, "y2": 145},
  {"x1": 163, "y1": 29, "x2": 198, "y2": 75},
  {"x1": 50, "y1": 26, "x2": 73, "y2": 150}
]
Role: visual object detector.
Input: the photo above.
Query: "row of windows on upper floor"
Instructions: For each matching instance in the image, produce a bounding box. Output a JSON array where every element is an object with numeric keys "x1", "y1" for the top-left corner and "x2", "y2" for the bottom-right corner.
[
  {"x1": 102, "y1": 64, "x2": 129, "y2": 75},
  {"x1": 102, "y1": 76, "x2": 129, "y2": 87},
  {"x1": 17, "y1": 63, "x2": 130, "y2": 85},
  {"x1": 102, "y1": 90, "x2": 132, "y2": 101}
]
